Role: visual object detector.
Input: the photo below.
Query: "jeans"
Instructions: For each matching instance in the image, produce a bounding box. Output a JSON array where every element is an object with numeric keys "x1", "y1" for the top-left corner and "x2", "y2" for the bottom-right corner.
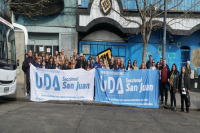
[
  {"x1": 181, "y1": 94, "x2": 189, "y2": 112},
  {"x1": 170, "y1": 87, "x2": 176, "y2": 107},
  {"x1": 161, "y1": 83, "x2": 168, "y2": 105},
  {"x1": 26, "y1": 74, "x2": 30, "y2": 95}
]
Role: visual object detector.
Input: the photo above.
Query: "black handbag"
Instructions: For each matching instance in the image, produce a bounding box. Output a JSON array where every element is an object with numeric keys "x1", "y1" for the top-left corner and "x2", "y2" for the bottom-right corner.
[{"x1": 186, "y1": 92, "x2": 190, "y2": 107}]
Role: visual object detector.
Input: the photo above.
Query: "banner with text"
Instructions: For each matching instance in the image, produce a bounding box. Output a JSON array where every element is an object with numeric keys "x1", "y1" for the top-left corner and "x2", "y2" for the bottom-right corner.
[
  {"x1": 30, "y1": 65, "x2": 95, "y2": 101},
  {"x1": 95, "y1": 69, "x2": 159, "y2": 108}
]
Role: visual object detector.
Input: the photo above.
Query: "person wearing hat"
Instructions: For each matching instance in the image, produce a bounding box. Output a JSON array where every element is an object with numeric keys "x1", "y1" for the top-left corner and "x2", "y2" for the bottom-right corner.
[
  {"x1": 185, "y1": 61, "x2": 191, "y2": 79},
  {"x1": 76, "y1": 53, "x2": 85, "y2": 69}
]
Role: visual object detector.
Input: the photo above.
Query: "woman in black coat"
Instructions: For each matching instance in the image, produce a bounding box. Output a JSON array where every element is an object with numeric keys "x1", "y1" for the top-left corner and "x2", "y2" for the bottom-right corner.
[
  {"x1": 48, "y1": 57, "x2": 56, "y2": 69},
  {"x1": 178, "y1": 66, "x2": 190, "y2": 113},
  {"x1": 169, "y1": 64, "x2": 179, "y2": 111},
  {"x1": 126, "y1": 60, "x2": 132, "y2": 70}
]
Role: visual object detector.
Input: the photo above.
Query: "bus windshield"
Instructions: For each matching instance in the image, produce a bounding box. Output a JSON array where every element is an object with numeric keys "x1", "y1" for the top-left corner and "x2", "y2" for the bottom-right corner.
[{"x1": 0, "y1": 23, "x2": 16, "y2": 65}]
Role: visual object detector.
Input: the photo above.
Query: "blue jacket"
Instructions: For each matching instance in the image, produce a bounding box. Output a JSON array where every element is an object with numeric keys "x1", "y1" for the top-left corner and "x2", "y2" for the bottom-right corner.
[
  {"x1": 35, "y1": 63, "x2": 42, "y2": 68},
  {"x1": 93, "y1": 62, "x2": 101, "y2": 68}
]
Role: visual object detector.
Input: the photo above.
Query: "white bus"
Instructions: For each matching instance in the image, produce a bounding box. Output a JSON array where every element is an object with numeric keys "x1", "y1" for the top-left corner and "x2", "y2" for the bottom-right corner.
[{"x1": 0, "y1": 0, "x2": 17, "y2": 96}]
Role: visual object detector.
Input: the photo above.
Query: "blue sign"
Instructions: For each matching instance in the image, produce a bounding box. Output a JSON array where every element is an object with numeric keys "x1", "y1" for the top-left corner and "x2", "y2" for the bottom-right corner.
[{"x1": 95, "y1": 69, "x2": 159, "y2": 108}]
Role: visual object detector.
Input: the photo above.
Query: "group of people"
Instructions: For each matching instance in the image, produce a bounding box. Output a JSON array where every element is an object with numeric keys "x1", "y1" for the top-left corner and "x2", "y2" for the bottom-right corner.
[{"x1": 23, "y1": 50, "x2": 191, "y2": 113}]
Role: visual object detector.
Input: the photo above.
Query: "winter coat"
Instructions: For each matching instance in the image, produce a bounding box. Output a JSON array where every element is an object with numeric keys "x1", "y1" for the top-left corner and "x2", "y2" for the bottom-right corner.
[
  {"x1": 178, "y1": 73, "x2": 190, "y2": 92},
  {"x1": 35, "y1": 63, "x2": 42, "y2": 68},
  {"x1": 24, "y1": 56, "x2": 36, "y2": 75},
  {"x1": 170, "y1": 71, "x2": 179, "y2": 90},
  {"x1": 48, "y1": 63, "x2": 56, "y2": 69}
]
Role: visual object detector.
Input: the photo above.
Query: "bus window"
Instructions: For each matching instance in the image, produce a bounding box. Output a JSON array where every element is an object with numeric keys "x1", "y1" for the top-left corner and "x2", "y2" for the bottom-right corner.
[{"x1": 7, "y1": 30, "x2": 15, "y2": 64}]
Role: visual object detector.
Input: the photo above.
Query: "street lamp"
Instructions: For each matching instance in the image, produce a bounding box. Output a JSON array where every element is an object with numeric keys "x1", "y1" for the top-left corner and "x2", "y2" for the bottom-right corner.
[{"x1": 163, "y1": 0, "x2": 167, "y2": 59}]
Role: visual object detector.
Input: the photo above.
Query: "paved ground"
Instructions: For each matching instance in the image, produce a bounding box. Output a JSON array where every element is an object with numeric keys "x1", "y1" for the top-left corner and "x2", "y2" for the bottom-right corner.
[
  {"x1": 0, "y1": 101, "x2": 200, "y2": 133},
  {"x1": 3, "y1": 84, "x2": 200, "y2": 110}
]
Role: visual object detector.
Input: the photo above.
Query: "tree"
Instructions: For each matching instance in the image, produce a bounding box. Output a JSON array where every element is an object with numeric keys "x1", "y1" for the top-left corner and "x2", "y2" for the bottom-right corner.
[
  {"x1": 95, "y1": 0, "x2": 200, "y2": 63},
  {"x1": 4, "y1": 0, "x2": 64, "y2": 19}
]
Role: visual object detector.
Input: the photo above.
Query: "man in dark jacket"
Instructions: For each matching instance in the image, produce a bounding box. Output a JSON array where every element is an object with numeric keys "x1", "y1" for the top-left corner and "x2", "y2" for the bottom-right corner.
[
  {"x1": 22, "y1": 53, "x2": 28, "y2": 73},
  {"x1": 146, "y1": 55, "x2": 152, "y2": 69},
  {"x1": 76, "y1": 53, "x2": 85, "y2": 69},
  {"x1": 159, "y1": 58, "x2": 170, "y2": 107},
  {"x1": 24, "y1": 50, "x2": 36, "y2": 98}
]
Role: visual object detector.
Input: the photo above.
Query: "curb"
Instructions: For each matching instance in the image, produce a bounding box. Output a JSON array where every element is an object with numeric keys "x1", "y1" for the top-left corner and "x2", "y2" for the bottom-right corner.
[{"x1": 1, "y1": 97, "x2": 200, "y2": 111}]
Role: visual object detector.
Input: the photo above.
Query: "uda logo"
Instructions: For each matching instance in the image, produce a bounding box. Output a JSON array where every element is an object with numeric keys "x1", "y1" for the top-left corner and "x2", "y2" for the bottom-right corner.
[
  {"x1": 35, "y1": 72, "x2": 60, "y2": 91},
  {"x1": 100, "y1": 0, "x2": 112, "y2": 15}
]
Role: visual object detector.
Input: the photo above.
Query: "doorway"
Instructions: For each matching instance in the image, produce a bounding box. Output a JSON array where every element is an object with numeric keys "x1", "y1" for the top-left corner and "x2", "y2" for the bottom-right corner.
[{"x1": 181, "y1": 46, "x2": 190, "y2": 67}]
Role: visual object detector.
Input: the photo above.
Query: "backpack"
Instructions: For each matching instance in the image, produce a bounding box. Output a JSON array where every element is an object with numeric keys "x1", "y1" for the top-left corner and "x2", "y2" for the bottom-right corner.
[{"x1": 22, "y1": 61, "x2": 26, "y2": 73}]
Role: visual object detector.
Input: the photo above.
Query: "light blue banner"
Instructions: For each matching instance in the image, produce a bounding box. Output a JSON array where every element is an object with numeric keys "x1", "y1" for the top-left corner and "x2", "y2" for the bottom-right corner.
[{"x1": 95, "y1": 69, "x2": 159, "y2": 108}]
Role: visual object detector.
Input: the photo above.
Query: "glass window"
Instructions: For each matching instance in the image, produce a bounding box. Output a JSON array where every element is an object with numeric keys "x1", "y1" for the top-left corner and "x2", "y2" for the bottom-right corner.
[
  {"x1": 7, "y1": 30, "x2": 16, "y2": 64},
  {"x1": 0, "y1": 24, "x2": 7, "y2": 64}
]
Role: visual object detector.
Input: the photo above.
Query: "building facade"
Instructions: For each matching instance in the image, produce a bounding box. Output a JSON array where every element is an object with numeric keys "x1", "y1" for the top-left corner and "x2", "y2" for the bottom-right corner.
[
  {"x1": 14, "y1": 0, "x2": 77, "y2": 84},
  {"x1": 77, "y1": 0, "x2": 200, "y2": 89}
]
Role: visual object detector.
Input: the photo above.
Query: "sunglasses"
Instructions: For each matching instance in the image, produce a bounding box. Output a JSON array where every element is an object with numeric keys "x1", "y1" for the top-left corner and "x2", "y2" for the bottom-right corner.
[{"x1": 153, "y1": 62, "x2": 155, "y2": 63}]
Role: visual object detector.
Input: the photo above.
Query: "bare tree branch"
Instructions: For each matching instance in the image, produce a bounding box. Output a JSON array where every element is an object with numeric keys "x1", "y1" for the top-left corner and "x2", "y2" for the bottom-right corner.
[
  {"x1": 154, "y1": 0, "x2": 184, "y2": 17},
  {"x1": 136, "y1": 0, "x2": 143, "y2": 18},
  {"x1": 111, "y1": 6, "x2": 142, "y2": 26}
]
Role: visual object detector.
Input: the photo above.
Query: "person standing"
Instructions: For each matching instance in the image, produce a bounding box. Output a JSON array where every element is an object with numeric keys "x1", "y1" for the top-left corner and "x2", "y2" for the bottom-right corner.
[
  {"x1": 76, "y1": 53, "x2": 85, "y2": 69},
  {"x1": 73, "y1": 50, "x2": 76, "y2": 59},
  {"x1": 99, "y1": 58, "x2": 103, "y2": 67},
  {"x1": 126, "y1": 60, "x2": 132, "y2": 70},
  {"x1": 114, "y1": 58, "x2": 121, "y2": 70},
  {"x1": 169, "y1": 64, "x2": 179, "y2": 111},
  {"x1": 133, "y1": 60, "x2": 138, "y2": 70},
  {"x1": 61, "y1": 49, "x2": 65, "y2": 60},
  {"x1": 91, "y1": 57, "x2": 95, "y2": 66},
  {"x1": 146, "y1": 55, "x2": 152, "y2": 69},
  {"x1": 48, "y1": 57, "x2": 56, "y2": 69},
  {"x1": 156, "y1": 62, "x2": 162, "y2": 97},
  {"x1": 55, "y1": 58, "x2": 60, "y2": 69},
  {"x1": 119, "y1": 58, "x2": 125, "y2": 70},
  {"x1": 85, "y1": 59, "x2": 93, "y2": 70},
  {"x1": 114, "y1": 56, "x2": 118, "y2": 65},
  {"x1": 76, "y1": 53, "x2": 80, "y2": 64},
  {"x1": 93, "y1": 56, "x2": 101, "y2": 68},
  {"x1": 160, "y1": 58, "x2": 170, "y2": 107},
  {"x1": 102, "y1": 60, "x2": 110, "y2": 69},
  {"x1": 34, "y1": 53, "x2": 38, "y2": 60},
  {"x1": 185, "y1": 61, "x2": 191, "y2": 79},
  {"x1": 109, "y1": 57, "x2": 115, "y2": 70},
  {"x1": 150, "y1": 59, "x2": 157, "y2": 70},
  {"x1": 22, "y1": 53, "x2": 28, "y2": 73},
  {"x1": 71, "y1": 58, "x2": 77, "y2": 69},
  {"x1": 160, "y1": 58, "x2": 163, "y2": 67},
  {"x1": 62, "y1": 60, "x2": 71, "y2": 70},
  {"x1": 83, "y1": 54, "x2": 87, "y2": 66},
  {"x1": 139, "y1": 62, "x2": 147, "y2": 69},
  {"x1": 24, "y1": 50, "x2": 36, "y2": 98},
  {"x1": 45, "y1": 54, "x2": 49, "y2": 68},
  {"x1": 35, "y1": 58, "x2": 42, "y2": 68},
  {"x1": 156, "y1": 62, "x2": 160, "y2": 70},
  {"x1": 179, "y1": 66, "x2": 190, "y2": 113},
  {"x1": 55, "y1": 51, "x2": 59, "y2": 58},
  {"x1": 69, "y1": 55, "x2": 73, "y2": 65},
  {"x1": 42, "y1": 61, "x2": 47, "y2": 69}
]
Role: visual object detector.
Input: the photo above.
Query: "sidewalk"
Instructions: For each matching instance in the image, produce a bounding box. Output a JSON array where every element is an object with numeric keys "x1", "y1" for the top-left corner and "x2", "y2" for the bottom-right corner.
[{"x1": 2, "y1": 84, "x2": 200, "y2": 111}]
